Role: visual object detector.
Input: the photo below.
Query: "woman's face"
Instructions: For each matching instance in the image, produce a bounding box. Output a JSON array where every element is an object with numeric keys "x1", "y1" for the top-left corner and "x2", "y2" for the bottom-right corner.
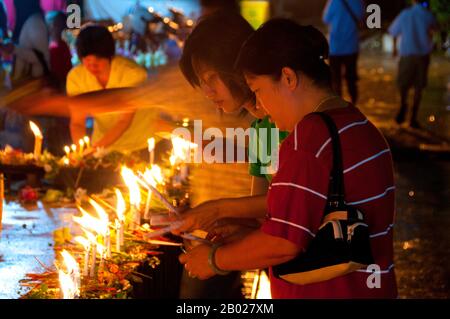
[
  {"x1": 193, "y1": 61, "x2": 242, "y2": 114},
  {"x1": 242, "y1": 99, "x2": 267, "y2": 119},
  {"x1": 245, "y1": 73, "x2": 292, "y2": 131},
  {"x1": 82, "y1": 55, "x2": 111, "y2": 77}
]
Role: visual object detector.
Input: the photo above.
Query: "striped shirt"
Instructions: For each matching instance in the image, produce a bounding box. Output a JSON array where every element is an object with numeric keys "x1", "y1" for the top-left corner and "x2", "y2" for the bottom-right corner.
[{"x1": 262, "y1": 105, "x2": 397, "y2": 298}]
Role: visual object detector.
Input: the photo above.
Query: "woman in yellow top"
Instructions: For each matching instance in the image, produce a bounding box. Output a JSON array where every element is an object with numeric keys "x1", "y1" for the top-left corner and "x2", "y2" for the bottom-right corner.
[{"x1": 67, "y1": 25, "x2": 153, "y2": 152}]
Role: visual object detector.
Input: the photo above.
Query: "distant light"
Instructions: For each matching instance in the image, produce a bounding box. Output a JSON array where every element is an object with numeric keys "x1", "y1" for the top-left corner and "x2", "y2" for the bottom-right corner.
[
  {"x1": 403, "y1": 242, "x2": 412, "y2": 250},
  {"x1": 108, "y1": 26, "x2": 114, "y2": 33},
  {"x1": 148, "y1": 7, "x2": 154, "y2": 13},
  {"x1": 408, "y1": 191, "x2": 415, "y2": 197},
  {"x1": 163, "y1": 17, "x2": 170, "y2": 24},
  {"x1": 186, "y1": 19, "x2": 194, "y2": 27},
  {"x1": 182, "y1": 123, "x2": 189, "y2": 127},
  {"x1": 428, "y1": 115, "x2": 436, "y2": 123},
  {"x1": 182, "y1": 118, "x2": 189, "y2": 123},
  {"x1": 117, "y1": 23, "x2": 123, "y2": 30}
]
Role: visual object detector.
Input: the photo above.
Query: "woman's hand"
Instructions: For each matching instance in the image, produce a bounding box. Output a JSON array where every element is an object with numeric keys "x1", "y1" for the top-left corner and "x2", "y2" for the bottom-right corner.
[
  {"x1": 179, "y1": 244, "x2": 216, "y2": 280},
  {"x1": 172, "y1": 200, "x2": 222, "y2": 235}
]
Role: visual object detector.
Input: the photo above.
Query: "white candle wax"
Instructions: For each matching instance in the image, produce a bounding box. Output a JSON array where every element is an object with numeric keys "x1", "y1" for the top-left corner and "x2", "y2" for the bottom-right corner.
[
  {"x1": 34, "y1": 136, "x2": 43, "y2": 160},
  {"x1": 144, "y1": 190, "x2": 152, "y2": 220},
  {"x1": 115, "y1": 219, "x2": 121, "y2": 252},
  {"x1": 83, "y1": 245, "x2": 90, "y2": 277},
  {"x1": 89, "y1": 238, "x2": 97, "y2": 278},
  {"x1": 105, "y1": 229, "x2": 111, "y2": 258}
]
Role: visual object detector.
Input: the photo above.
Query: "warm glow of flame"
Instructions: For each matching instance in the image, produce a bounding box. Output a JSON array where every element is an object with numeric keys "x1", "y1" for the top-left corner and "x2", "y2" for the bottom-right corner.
[
  {"x1": 73, "y1": 206, "x2": 107, "y2": 235},
  {"x1": 121, "y1": 167, "x2": 141, "y2": 207},
  {"x1": 74, "y1": 236, "x2": 90, "y2": 251},
  {"x1": 171, "y1": 136, "x2": 197, "y2": 164},
  {"x1": 71, "y1": 144, "x2": 77, "y2": 152},
  {"x1": 143, "y1": 165, "x2": 164, "y2": 187},
  {"x1": 115, "y1": 188, "x2": 125, "y2": 222},
  {"x1": 147, "y1": 137, "x2": 155, "y2": 152},
  {"x1": 63, "y1": 157, "x2": 69, "y2": 166},
  {"x1": 83, "y1": 229, "x2": 97, "y2": 244},
  {"x1": 83, "y1": 136, "x2": 90, "y2": 145},
  {"x1": 96, "y1": 243, "x2": 105, "y2": 258},
  {"x1": 64, "y1": 146, "x2": 70, "y2": 155},
  {"x1": 29, "y1": 121, "x2": 43, "y2": 138},
  {"x1": 88, "y1": 198, "x2": 109, "y2": 225},
  {"x1": 255, "y1": 271, "x2": 272, "y2": 299},
  {"x1": 58, "y1": 250, "x2": 80, "y2": 299}
]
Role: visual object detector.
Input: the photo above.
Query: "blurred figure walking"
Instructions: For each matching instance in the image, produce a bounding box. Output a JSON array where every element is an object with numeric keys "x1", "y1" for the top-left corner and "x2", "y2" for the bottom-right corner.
[
  {"x1": 388, "y1": 0, "x2": 437, "y2": 128},
  {"x1": 323, "y1": 0, "x2": 364, "y2": 105}
]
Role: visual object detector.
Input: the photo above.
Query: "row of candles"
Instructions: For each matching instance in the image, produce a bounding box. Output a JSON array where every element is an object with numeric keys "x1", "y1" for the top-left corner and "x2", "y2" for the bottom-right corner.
[{"x1": 57, "y1": 135, "x2": 196, "y2": 298}]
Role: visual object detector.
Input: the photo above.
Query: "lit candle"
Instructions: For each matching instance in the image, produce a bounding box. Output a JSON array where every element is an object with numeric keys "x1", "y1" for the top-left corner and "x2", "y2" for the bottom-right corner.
[
  {"x1": 83, "y1": 136, "x2": 90, "y2": 149},
  {"x1": 105, "y1": 228, "x2": 111, "y2": 258},
  {"x1": 115, "y1": 188, "x2": 126, "y2": 250},
  {"x1": 29, "y1": 121, "x2": 43, "y2": 160},
  {"x1": 71, "y1": 144, "x2": 77, "y2": 154},
  {"x1": 78, "y1": 139, "x2": 85, "y2": 156},
  {"x1": 64, "y1": 145, "x2": 70, "y2": 156},
  {"x1": 115, "y1": 219, "x2": 121, "y2": 252},
  {"x1": 74, "y1": 236, "x2": 90, "y2": 277},
  {"x1": 121, "y1": 167, "x2": 142, "y2": 231},
  {"x1": 90, "y1": 237, "x2": 97, "y2": 277},
  {"x1": 148, "y1": 138, "x2": 155, "y2": 165}
]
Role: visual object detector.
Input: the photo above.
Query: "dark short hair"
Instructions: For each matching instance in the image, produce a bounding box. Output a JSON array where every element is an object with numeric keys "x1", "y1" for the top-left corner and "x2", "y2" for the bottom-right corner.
[
  {"x1": 45, "y1": 10, "x2": 67, "y2": 28},
  {"x1": 179, "y1": 12, "x2": 254, "y2": 102},
  {"x1": 235, "y1": 19, "x2": 332, "y2": 88},
  {"x1": 76, "y1": 25, "x2": 115, "y2": 60}
]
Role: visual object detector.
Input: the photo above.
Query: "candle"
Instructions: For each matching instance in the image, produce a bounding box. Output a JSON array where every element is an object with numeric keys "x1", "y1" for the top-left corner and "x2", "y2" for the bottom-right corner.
[
  {"x1": 83, "y1": 136, "x2": 90, "y2": 149},
  {"x1": 29, "y1": 121, "x2": 43, "y2": 160},
  {"x1": 74, "y1": 236, "x2": 90, "y2": 277},
  {"x1": 78, "y1": 139, "x2": 85, "y2": 156},
  {"x1": 83, "y1": 244, "x2": 90, "y2": 277},
  {"x1": 89, "y1": 236, "x2": 97, "y2": 277},
  {"x1": 116, "y1": 219, "x2": 122, "y2": 252},
  {"x1": 105, "y1": 228, "x2": 111, "y2": 258},
  {"x1": 144, "y1": 189, "x2": 152, "y2": 220},
  {"x1": 180, "y1": 164, "x2": 189, "y2": 182},
  {"x1": 71, "y1": 144, "x2": 77, "y2": 154},
  {"x1": 64, "y1": 146, "x2": 70, "y2": 156},
  {"x1": 148, "y1": 138, "x2": 155, "y2": 165},
  {"x1": 130, "y1": 205, "x2": 140, "y2": 231}
]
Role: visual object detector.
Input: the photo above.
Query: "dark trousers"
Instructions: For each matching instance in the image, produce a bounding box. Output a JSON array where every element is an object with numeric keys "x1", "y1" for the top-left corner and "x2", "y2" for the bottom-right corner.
[{"x1": 329, "y1": 54, "x2": 359, "y2": 104}]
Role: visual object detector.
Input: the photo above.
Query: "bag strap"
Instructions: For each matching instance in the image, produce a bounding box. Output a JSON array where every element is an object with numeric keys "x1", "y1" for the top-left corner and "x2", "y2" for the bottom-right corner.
[
  {"x1": 339, "y1": 0, "x2": 362, "y2": 29},
  {"x1": 314, "y1": 112, "x2": 346, "y2": 212}
]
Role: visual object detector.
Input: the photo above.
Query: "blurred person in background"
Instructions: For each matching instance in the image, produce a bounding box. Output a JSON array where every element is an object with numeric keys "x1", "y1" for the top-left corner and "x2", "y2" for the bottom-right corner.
[
  {"x1": 323, "y1": 0, "x2": 364, "y2": 105},
  {"x1": 388, "y1": 0, "x2": 437, "y2": 129}
]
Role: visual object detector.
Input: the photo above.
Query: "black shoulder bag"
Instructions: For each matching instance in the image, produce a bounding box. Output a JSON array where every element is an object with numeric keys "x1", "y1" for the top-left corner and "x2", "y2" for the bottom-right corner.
[{"x1": 272, "y1": 112, "x2": 374, "y2": 285}]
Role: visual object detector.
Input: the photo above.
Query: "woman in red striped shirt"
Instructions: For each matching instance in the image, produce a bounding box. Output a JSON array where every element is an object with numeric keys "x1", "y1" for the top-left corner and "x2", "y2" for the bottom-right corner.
[{"x1": 180, "y1": 19, "x2": 397, "y2": 298}]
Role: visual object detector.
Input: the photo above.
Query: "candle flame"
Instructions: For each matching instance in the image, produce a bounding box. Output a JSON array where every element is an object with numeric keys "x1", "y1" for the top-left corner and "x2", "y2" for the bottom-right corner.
[
  {"x1": 88, "y1": 198, "x2": 109, "y2": 226},
  {"x1": 79, "y1": 139, "x2": 85, "y2": 147},
  {"x1": 64, "y1": 146, "x2": 70, "y2": 154},
  {"x1": 115, "y1": 188, "x2": 125, "y2": 222},
  {"x1": 58, "y1": 250, "x2": 80, "y2": 299},
  {"x1": 143, "y1": 164, "x2": 164, "y2": 187},
  {"x1": 71, "y1": 144, "x2": 77, "y2": 152},
  {"x1": 121, "y1": 167, "x2": 141, "y2": 207},
  {"x1": 29, "y1": 121, "x2": 43, "y2": 138},
  {"x1": 171, "y1": 136, "x2": 197, "y2": 164},
  {"x1": 83, "y1": 136, "x2": 90, "y2": 144},
  {"x1": 73, "y1": 206, "x2": 107, "y2": 235},
  {"x1": 74, "y1": 236, "x2": 90, "y2": 251}
]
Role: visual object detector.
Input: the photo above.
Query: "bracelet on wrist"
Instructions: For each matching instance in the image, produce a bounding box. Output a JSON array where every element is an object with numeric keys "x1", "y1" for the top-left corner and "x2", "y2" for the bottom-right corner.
[{"x1": 208, "y1": 244, "x2": 230, "y2": 276}]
